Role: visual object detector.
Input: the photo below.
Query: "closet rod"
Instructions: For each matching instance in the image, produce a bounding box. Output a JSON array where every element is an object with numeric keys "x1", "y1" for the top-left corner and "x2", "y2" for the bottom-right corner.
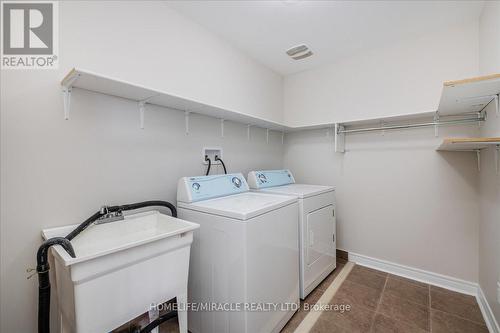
[{"x1": 338, "y1": 116, "x2": 484, "y2": 134}]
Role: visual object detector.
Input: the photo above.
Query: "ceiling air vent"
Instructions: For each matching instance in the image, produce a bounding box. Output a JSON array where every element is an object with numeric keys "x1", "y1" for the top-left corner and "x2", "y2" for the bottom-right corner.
[{"x1": 286, "y1": 44, "x2": 313, "y2": 60}]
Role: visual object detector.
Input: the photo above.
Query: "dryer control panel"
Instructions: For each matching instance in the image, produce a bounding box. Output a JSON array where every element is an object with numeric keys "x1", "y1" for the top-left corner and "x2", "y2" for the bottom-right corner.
[
  {"x1": 177, "y1": 173, "x2": 249, "y2": 203},
  {"x1": 247, "y1": 169, "x2": 295, "y2": 189}
]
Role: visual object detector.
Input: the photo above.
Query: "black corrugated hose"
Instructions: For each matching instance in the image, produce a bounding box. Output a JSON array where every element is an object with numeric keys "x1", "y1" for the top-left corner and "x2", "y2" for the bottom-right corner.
[
  {"x1": 35, "y1": 201, "x2": 177, "y2": 333},
  {"x1": 205, "y1": 155, "x2": 212, "y2": 176},
  {"x1": 214, "y1": 155, "x2": 227, "y2": 174}
]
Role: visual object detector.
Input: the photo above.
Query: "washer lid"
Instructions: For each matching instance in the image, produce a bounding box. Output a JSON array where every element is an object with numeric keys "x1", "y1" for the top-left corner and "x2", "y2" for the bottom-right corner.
[
  {"x1": 256, "y1": 184, "x2": 334, "y2": 199},
  {"x1": 177, "y1": 192, "x2": 297, "y2": 220}
]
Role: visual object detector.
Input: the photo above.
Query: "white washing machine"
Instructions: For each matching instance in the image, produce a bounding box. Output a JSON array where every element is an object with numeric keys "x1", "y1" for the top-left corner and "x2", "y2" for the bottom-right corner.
[
  {"x1": 177, "y1": 173, "x2": 299, "y2": 333},
  {"x1": 248, "y1": 170, "x2": 336, "y2": 299}
]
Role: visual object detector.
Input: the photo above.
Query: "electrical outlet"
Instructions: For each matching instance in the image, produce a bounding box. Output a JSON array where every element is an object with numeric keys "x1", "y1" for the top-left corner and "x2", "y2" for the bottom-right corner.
[{"x1": 203, "y1": 147, "x2": 223, "y2": 165}]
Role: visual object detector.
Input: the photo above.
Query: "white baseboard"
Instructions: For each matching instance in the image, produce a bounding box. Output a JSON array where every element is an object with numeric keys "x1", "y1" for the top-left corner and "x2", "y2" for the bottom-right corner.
[
  {"x1": 348, "y1": 252, "x2": 500, "y2": 332},
  {"x1": 477, "y1": 286, "x2": 500, "y2": 333},
  {"x1": 348, "y1": 252, "x2": 478, "y2": 295}
]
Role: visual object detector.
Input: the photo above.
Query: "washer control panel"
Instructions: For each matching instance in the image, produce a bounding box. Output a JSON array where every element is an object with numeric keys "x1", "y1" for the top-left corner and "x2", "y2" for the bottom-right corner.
[
  {"x1": 178, "y1": 173, "x2": 249, "y2": 203},
  {"x1": 247, "y1": 169, "x2": 295, "y2": 189}
]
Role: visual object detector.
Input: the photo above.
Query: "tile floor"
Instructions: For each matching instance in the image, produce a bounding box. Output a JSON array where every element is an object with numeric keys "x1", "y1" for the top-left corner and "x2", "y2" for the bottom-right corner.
[
  {"x1": 114, "y1": 257, "x2": 489, "y2": 333},
  {"x1": 299, "y1": 264, "x2": 488, "y2": 333},
  {"x1": 280, "y1": 258, "x2": 347, "y2": 332}
]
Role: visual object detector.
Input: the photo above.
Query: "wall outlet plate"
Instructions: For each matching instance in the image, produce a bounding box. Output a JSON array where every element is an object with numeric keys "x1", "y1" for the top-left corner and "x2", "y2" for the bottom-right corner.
[{"x1": 203, "y1": 147, "x2": 222, "y2": 165}]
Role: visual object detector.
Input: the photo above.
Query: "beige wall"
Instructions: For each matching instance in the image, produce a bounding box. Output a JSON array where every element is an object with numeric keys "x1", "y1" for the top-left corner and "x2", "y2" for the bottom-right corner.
[
  {"x1": 1, "y1": 2, "x2": 497, "y2": 332},
  {"x1": 0, "y1": 2, "x2": 284, "y2": 332},
  {"x1": 284, "y1": 125, "x2": 480, "y2": 282},
  {"x1": 283, "y1": 21, "x2": 481, "y2": 282},
  {"x1": 478, "y1": 0, "x2": 500, "y2": 324},
  {"x1": 283, "y1": 22, "x2": 478, "y2": 127}
]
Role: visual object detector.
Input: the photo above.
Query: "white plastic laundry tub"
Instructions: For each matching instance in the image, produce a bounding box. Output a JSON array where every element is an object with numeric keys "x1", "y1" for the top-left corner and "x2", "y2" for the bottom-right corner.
[{"x1": 42, "y1": 210, "x2": 199, "y2": 333}]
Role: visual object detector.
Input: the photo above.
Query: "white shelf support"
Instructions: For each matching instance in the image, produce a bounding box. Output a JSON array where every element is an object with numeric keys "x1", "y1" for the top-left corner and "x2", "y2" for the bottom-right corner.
[
  {"x1": 335, "y1": 123, "x2": 345, "y2": 153},
  {"x1": 184, "y1": 111, "x2": 190, "y2": 135},
  {"x1": 266, "y1": 129, "x2": 269, "y2": 144},
  {"x1": 220, "y1": 119, "x2": 225, "y2": 138},
  {"x1": 281, "y1": 131, "x2": 285, "y2": 144},
  {"x1": 62, "y1": 87, "x2": 72, "y2": 120},
  {"x1": 495, "y1": 94, "x2": 499, "y2": 117},
  {"x1": 138, "y1": 101, "x2": 146, "y2": 129},
  {"x1": 495, "y1": 145, "x2": 499, "y2": 174},
  {"x1": 247, "y1": 125, "x2": 251, "y2": 141},
  {"x1": 61, "y1": 72, "x2": 79, "y2": 120},
  {"x1": 476, "y1": 149, "x2": 481, "y2": 172},
  {"x1": 434, "y1": 112, "x2": 439, "y2": 137}
]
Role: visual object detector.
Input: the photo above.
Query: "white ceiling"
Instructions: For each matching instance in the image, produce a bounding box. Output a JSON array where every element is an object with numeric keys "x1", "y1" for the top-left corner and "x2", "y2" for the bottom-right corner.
[{"x1": 167, "y1": 0, "x2": 484, "y2": 75}]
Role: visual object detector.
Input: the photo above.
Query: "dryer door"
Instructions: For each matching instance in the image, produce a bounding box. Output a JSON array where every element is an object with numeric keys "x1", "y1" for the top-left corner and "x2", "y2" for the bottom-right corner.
[{"x1": 306, "y1": 204, "x2": 335, "y2": 266}]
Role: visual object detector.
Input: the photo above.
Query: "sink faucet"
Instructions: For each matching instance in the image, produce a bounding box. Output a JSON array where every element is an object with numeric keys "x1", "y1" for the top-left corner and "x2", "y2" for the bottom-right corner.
[{"x1": 95, "y1": 205, "x2": 124, "y2": 225}]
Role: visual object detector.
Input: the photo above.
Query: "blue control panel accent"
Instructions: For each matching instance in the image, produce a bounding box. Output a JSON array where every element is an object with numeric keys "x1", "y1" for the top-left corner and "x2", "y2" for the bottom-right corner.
[
  {"x1": 252, "y1": 169, "x2": 295, "y2": 188},
  {"x1": 187, "y1": 173, "x2": 249, "y2": 202}
]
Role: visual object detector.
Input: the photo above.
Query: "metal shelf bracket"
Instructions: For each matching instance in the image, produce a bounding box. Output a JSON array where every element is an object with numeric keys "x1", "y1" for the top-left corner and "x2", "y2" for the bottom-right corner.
[
  {"x1": 62, "y1": 87, "x2": 72, "y2": 120},
  {"x1": 266, "y1": 129, "x2": 269, "y2": 144},
  {"x1": 281, "y1": 131, "x2": 285, "y2": 144},
  {"x1": 335, "y1": 123, "x2": 345, "y2": 153},
  {"x1": 495, "y1": 145, "x2": 499, "y2": 174},
  {"x1": 184, "y1": 111, "x2": 190, "y2": 135},
  {"x1": 476, "y1": 149, "x2": 481, "y2": 172},
  {"x1": 138, "y1": 101, "x2": 146, "y2": 129},
  {"x1": 495, "y1": 94, "x2": 499, "y2": 117},
  {"x1": 220, "y1": 119, "x2": 225, "y2": 138},
  {"x1": 61, "y1": 72, "x2": 80, "y2": 120},
  {"x1": 247, "y1": 125, "x2": 251, "y2": 141},
  {"x1": 434, "y1": 113, "x2": 439, "y2": 137}
]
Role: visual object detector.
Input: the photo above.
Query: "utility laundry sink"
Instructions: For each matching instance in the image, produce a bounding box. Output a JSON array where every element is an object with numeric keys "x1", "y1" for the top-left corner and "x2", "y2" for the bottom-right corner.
[{"x1": 42, "y1": 210, "x2": 199, "y2": 333}]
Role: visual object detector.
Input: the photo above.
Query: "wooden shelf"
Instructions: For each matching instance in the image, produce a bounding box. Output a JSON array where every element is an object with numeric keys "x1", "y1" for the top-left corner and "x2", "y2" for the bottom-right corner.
[
  {"x1": 437, "y1": 137, "x2": 500, "y2": 151},
  {"x1": 437, "y1": 74, "x2": 500, "y2": 116}
]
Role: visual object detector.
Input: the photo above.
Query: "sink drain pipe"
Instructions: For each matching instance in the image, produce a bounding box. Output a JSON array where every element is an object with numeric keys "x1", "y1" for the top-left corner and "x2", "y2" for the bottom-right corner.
[{"x1": 35, "y1": 201, "x2": 177, "y2": 333}]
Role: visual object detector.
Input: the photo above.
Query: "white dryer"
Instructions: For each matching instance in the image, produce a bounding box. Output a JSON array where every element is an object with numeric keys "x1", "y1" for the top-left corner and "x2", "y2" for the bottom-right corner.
[
  {"x1": 248, "y1": 170, "x2": 336, "y2": 299},
  {"x1": 177, "y1": 173, "x2": 299, "y2": 333}
]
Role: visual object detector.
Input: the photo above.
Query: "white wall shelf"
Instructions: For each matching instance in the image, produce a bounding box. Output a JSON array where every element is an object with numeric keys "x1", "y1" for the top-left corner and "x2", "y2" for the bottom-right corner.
[
  {"x1": 437, "y1": 137, "x2": 500, "y2": 173},
  {"x1": 61, "y1": 69, "x2": 499, "y2": 151},
  {"x1": 331, "y1": 74, "x2": 500, "y2": 153},
  {"x1": 61, "y1": 68, "x2": 286, "y2": 133},
  {"x1": 438, "y1": 74, "x2": 500, "y2": 116}
]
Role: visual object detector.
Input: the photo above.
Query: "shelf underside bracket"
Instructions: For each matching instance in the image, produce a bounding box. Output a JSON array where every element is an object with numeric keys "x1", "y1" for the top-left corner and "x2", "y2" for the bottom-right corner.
[
  {"x1": 61, "y1": 72, "x2": 80, "y2": 120},
  {"x1": 434, "y1": 113, "x2": 439, "y2": 137},
  {"x1": 247, "y1": 125, "x2": 251, "y2": 141},
  {"x1": 282, "y1": 131, "x2": 285, "y2": 145},
  {"x1": 496, "y1": 145, "x2": 499, "y2": 174},
  {"x1": 137, "y1": 95, "x2": 159, "y2": 129},
  {"x1": 62, "y1": 87, "x2": 72, "y2": 120},
  {"x1": 266, "y1": 129, "x2": 269, "y2": 144},
  {"x1": 220, "y1": 119, "x2": 225, "y2": 138},
  {"x1": 185, "y1": 112, "x2": 190, "y2": 135},
  {"x1": 476, "y1": 149, "x2": 481, "y2": 172},
  {"x1": 138, "y1": 101, "x2": 146, "y2": 129},
  {"x1": 335, "y1": 123, "x2": 345, "y2": 153},
  {"x1": 495, "y1": 95, "x2": 499, "y2": 117}
]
